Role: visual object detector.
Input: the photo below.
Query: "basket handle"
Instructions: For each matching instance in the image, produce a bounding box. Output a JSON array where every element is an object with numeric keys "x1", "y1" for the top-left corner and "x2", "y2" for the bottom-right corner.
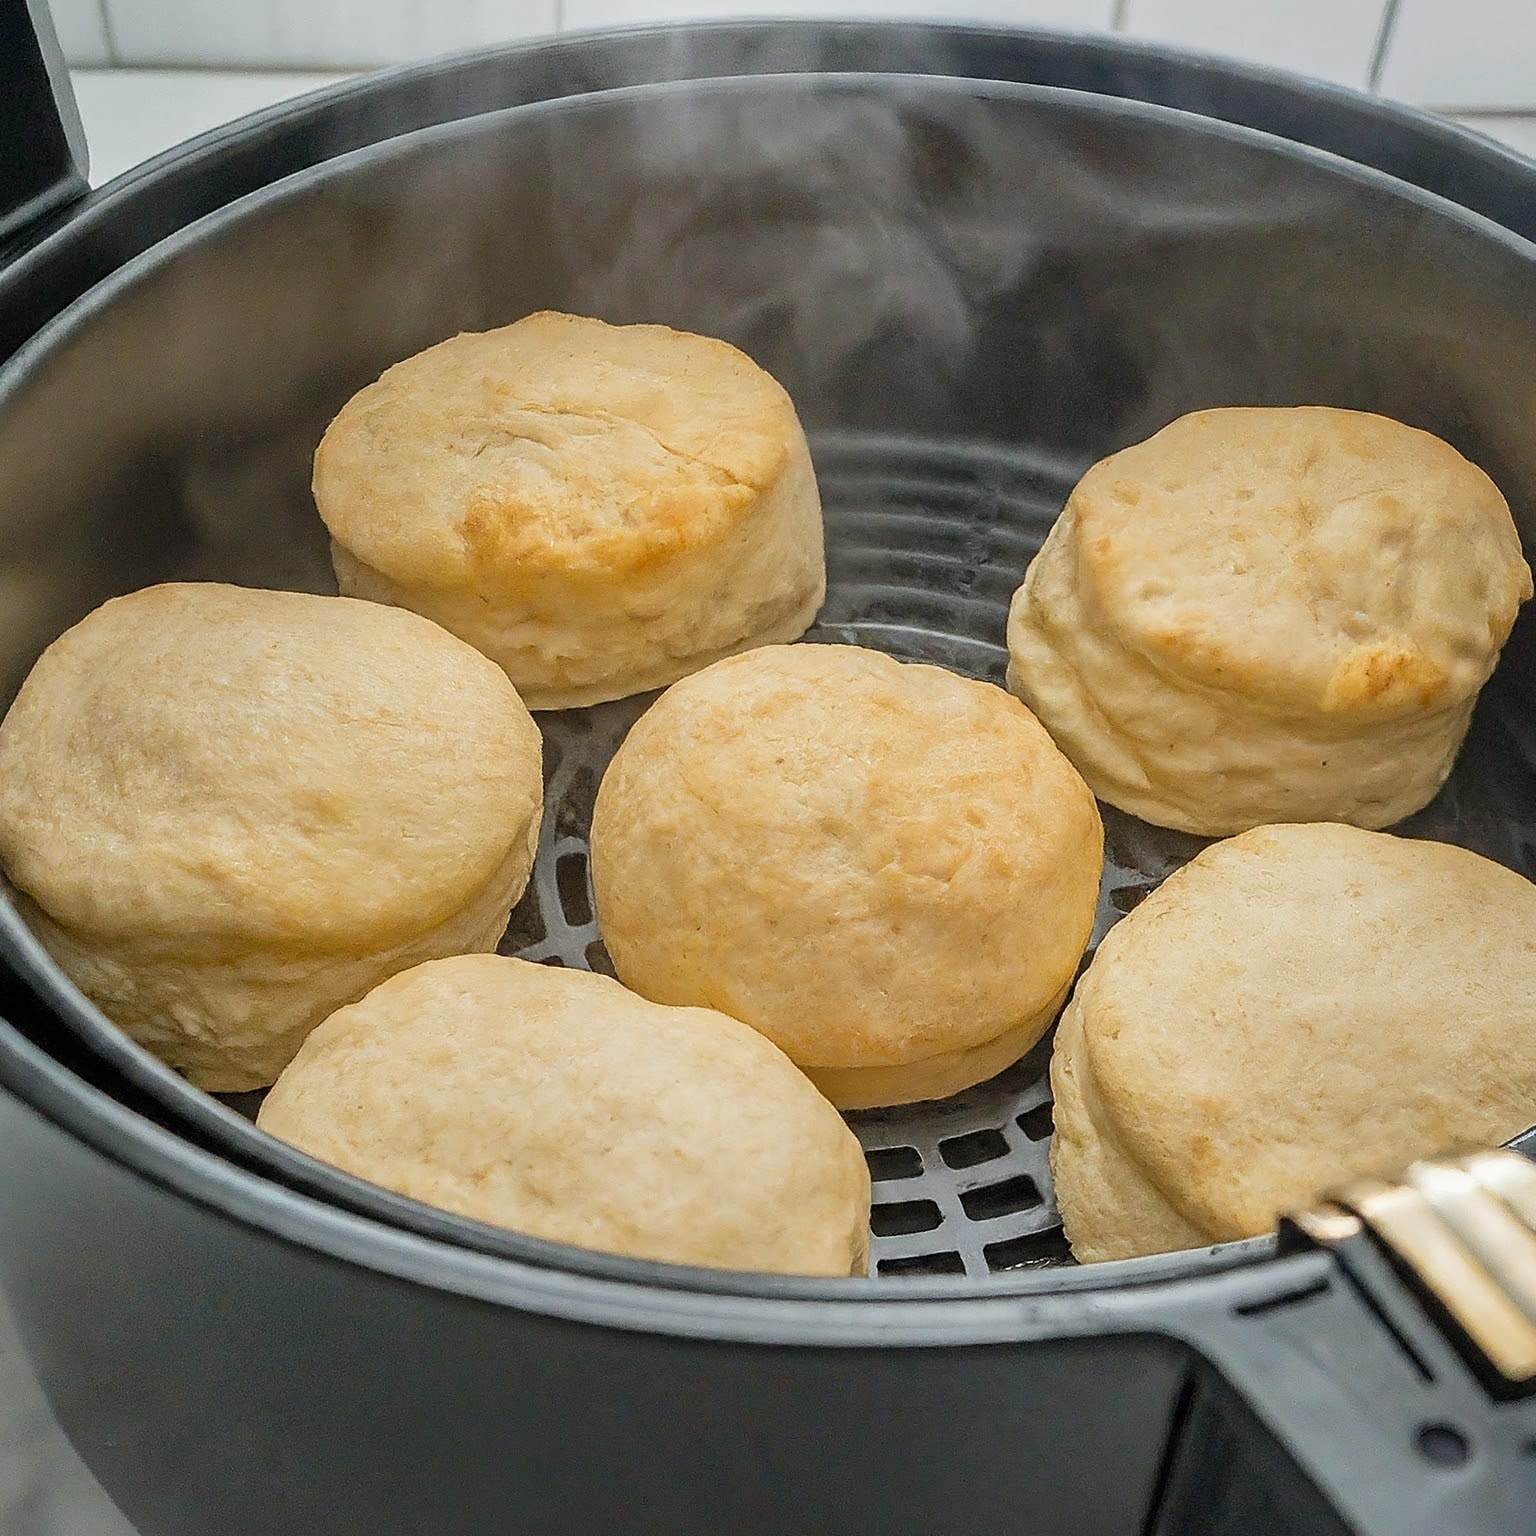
[
  {"x1": 0, "y1": 0, "x2": 90, "y2": 249},
  {"x1": 1162, "y1": 1146, "x2": 1536, "y2": 1536}
]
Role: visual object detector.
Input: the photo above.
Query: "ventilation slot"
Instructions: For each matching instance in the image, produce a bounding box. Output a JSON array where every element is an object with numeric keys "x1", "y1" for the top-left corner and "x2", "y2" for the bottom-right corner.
[
  {"x1": 1016, "y1": 1102, "x2": 1054, "y2": 1142},
  {"x1": 877, "y1": 1251, "x2": 966, "y2": 1277},
  {"x1": 501, "y1": 899, "x2": 544, "y2": 952},
  {"x1": 870, "y1": 1199, "x2": 944, "y2": 1237},
  {"x1": 959, "y1": 1176, "x2": 1042, "y2": 1222},
  {"x1": 939, "y1": 1129, "x2": 1009, "y2": 1169},
  {"x1": 985, "y1": 1230, "x2": 1073, "y2": 1272},
  {"x1": 865, "y1": 1146, "x2": 923, "y2": 1183},
  {"x1": 556, "y1": 852, "x2": 593, "y2": 928}
]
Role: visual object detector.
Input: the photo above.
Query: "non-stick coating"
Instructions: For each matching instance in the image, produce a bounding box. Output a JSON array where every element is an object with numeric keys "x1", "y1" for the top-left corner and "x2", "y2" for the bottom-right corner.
[{"x1": 2, "y1": 73, "x2": 1536, "y2": 1296}]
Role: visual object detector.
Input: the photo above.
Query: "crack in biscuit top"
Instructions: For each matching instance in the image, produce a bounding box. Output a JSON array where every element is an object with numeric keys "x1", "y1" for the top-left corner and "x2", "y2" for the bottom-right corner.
[
  {"x1": 1068, "y1": 407, "x2": 1531, "y2": 717},
  {"x1": 314, "y1": 313, "x2": 798, "y2": 589}
]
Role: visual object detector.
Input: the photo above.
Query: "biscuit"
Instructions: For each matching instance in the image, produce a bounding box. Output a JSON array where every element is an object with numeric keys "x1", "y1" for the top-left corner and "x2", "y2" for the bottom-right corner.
[
  {"x1": 257, "y1": 954, "x2": 871, "y2": 1277},
  {"x1": 1007, "y1": 408, "x2": 1531, "y2": 835},
  {"x1": 0, "y1": 583, "x2": 542, "y2": 1092},
  {"x1": 315, "y1": 312, "x2": 825, "y2": 710},
  {"x1": 590, "y1": 644, "x2": 1103, "y2": 1109},
  {"x1": 1051, "y1": 822, "x2": 1536, "y2": 1263}
]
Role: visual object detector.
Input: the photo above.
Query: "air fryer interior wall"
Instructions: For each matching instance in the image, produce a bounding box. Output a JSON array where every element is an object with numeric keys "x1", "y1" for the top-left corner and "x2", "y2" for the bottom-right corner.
[
  {"x1": 5, "y1": 75, "x2": 1536, "y2": 692},
  {"x1": 1, "y1": 45, "x2": 1536, "y2": 1536},
  {"x1": 10, "y1": 18, "x2": 1536, "y2": 375},
  {"x1": 1, "y1": 74, "x2": 1536, "y2": 1290}
]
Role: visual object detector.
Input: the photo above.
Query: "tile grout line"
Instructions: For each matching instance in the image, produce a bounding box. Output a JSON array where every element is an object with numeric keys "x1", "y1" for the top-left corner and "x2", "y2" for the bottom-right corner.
[
  {"x1": 95, "y1": 0, "x2": 120, "y2": 65},
  {"x1": 1366, "y1": 0, "x2": 1402, "y2": 93}
]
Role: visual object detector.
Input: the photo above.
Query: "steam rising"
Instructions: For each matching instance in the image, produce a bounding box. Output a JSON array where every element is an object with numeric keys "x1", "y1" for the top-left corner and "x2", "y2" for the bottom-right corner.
[
  {"x1": 555, "y1": 89, "x2": 1044, "y2": 396},
  {"x1": 535, "y1": 78, "x2": 1349, "y2": 428}
]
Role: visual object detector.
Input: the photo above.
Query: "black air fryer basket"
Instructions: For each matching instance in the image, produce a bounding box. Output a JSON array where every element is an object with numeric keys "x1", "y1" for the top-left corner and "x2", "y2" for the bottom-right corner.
[{"x1": 2, "y1": 4, "x2": 1536, "y2": 1533}]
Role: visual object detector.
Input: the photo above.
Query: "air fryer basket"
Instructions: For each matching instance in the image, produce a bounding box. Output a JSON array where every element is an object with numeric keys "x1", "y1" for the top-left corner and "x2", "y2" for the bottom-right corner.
[
  {"x1": 483, "y1": 437, "x2": 1178, "y2": 1280},
  {"x1": 3, "y1": 41, "x2": 1536, "y2": 1536},
  {"x1": 489, "y1": 431, "x2": 1536, "y2": 1282},
  {"x1": 4, "y1": 69, "x2": 1536, "y2": 1281}
]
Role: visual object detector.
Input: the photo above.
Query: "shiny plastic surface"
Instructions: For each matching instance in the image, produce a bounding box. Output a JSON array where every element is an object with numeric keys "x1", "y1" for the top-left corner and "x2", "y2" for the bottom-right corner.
[
  {"x1": 3, "y1": 48, "x2": 1536, "y2": 1536},
  {"x1": 0, "y1": 0, "x2": 87, "y2": 246}
]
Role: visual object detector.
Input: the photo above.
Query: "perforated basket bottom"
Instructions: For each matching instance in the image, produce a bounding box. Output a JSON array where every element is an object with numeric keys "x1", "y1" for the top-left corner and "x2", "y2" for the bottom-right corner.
[
  {"x1": 491, "y1": 429, "x2": 1536, "y2": 1280},
  {"x1": 217, "y1": 430, "x2": 1534, "y2": 1280},
  {"x1": 496, "y1": 434, "x2": 1061, "y2": 1277}
]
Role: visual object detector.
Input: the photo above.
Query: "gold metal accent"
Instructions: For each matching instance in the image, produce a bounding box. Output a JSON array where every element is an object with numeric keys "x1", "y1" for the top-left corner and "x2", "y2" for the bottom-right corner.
[
  {"x1": 1287, "y1": 1202, "x2": 1363, "y2": 1246},
  {"x1": 1455, "y1": 1149, "x2": 1536, "y2": 1235},
  {"x1": 1288, "y1": 1150, "x2": 1536, "y2": 1385},
  {"x1": 1408, "y1": 1159, "x2": 1536, "y2": 1324},
  {"x1": 1320, "y1": 1166, "x2": 1536, "y2": 1385}
]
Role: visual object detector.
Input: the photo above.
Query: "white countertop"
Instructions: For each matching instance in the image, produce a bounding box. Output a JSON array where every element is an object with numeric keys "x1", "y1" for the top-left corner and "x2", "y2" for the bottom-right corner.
[{"x1": 0, "y1": 1294, "x2": 134, "y2": 1534}]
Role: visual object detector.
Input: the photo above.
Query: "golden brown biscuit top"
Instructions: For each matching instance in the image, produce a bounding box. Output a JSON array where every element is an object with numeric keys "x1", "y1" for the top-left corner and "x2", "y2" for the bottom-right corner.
[
  {"x1": 1070, "y1": 407, "x2": 1531, "y2": 715},
  {"x1": 1078, "y1": 822, "x2": 1536, "y2": 1242},
  {"x1": 593, "y1": 643, "x2": 1103, "y2": 1068},
  {"x1": 0, "y1": 583, "x2": 541, "y2": 950},
  {"x1": 258, "y1": 954, "x2": 870, "y2": 1276},
  {"x1": 637, "y1": 643, "x2": 1095, "y2": 897},
  {"x1": 313, "y1": 312, "x2": 800, "y2": 588}
]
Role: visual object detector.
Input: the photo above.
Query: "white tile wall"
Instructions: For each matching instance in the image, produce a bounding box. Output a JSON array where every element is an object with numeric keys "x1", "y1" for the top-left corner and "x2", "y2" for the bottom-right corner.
[
  {"x1": 100, "y1": 0, "x2": 555, "y2": 68},
  {"x1": 1377, "y1": 0, "x2": 1536, "y2": 108},
  {"x1": 45, "y1": 0, "x2": 111, "y2": 65},
  {"x1": 1119, "y1": 0, "x2": 1386, "y2": 89},
  {"x1": 563, "y1": 0, "x2": 1112, "y2": 33}
]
